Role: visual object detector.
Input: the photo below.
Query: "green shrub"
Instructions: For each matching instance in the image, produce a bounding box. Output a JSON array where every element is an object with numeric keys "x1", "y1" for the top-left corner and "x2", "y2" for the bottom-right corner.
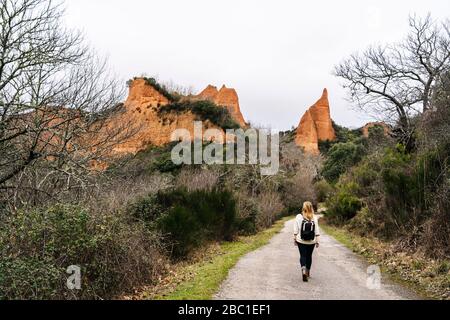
[
  {"x1": 367, "y1": 125, "x2": 389, "y2": 146},
  {"x1": 314, "y1": 180, "x2": 334, "y2": 202},
  {"x1": 319, "y1": 122, "x2": 363, "y2": 154},
  {"x1": 149, "y1": 152, "x2": 183, "y2": 173},
  {"x1": 128, "y1": 194, "x2": 164, "y2": 224},
  {"x1": 326, "y1": 182, "x2": 363, "y2": 222},
  {"x1": 435, "y1": 261, "x2": 450, "y2": 275},
  {"x1": 352, "y1": 161, "x2": 379, "y2": 189},
  {"x1": 0, "y1": 257, "x2": 62, "y2": 300},
  {"x1": 237, "y1": 211, "x2": 258, "y2": 235},
  {"x1": 0, "y1": 205, "x2": 165, "y2": 299},
  {"x1": 333, "y1": 121, "x2": 363, "y2": 143},
  {"x1": 415, "y1": 141, "x2": 450, "y2": 205},
  {"x1": 380, "y1": 146, "x2": 420, "y2": 225},
  {"x1": 132, "y1": 188, "x2": 240, "y2": 258},
  {"x1": 321, "y1": 142, "x2": 366, "y2": 182},
  {"x1": 158, "y1": 100, "x2": 240, "y2": 130},
  {"x1": 154, "y1": 188, "x2": 238, "y2": 258},
  {"x1": 347, "y1": 207, "x2": 378, "y2": 236}
]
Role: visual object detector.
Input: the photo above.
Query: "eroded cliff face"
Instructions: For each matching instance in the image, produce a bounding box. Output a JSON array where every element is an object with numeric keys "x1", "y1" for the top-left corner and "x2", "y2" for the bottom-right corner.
[
  {"x1": 295, "y1": 88, "x2": 336, "y2": 155},
  {"x1": 308, "y1": 89, "x2": 336, "y2": 142},
  {"x1": 110, "y1": 79, "x2": 218, "y2": 154},
  {"x1": 295, "y1": 110, "x2": 320, "y2": 155},
  {"x1": 196, "y1": 84, "x2": 247, "y2": 128},
  {"x1": 197, "y1": 85, "x2": 219, "y2": 100}
]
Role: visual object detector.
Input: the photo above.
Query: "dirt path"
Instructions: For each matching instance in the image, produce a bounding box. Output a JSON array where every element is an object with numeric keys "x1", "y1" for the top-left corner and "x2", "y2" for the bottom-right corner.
[{"x1": 215, "y1": 218, "x2": 418, "y2": 300}]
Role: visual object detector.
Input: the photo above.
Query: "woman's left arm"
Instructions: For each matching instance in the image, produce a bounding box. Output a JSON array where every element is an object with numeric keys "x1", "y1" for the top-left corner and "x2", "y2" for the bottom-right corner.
[{"x1": 315, "y1": 217, "x2": 321, "y2": 247}]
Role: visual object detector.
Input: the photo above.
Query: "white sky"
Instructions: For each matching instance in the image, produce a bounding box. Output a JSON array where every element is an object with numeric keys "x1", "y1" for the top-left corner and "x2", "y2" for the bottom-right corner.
[{"x1": 64, "y1": 0, "x2": 450, "y2": 130}]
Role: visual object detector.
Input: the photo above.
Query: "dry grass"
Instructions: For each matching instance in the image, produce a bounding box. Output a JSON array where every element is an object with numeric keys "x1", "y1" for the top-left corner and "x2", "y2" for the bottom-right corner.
[
  {"x1": 175, "y1": 167, "x2": 221, "y2": 192},
  {"x1": 255, "y1": 190, "x2": 284, "y2": 229}
]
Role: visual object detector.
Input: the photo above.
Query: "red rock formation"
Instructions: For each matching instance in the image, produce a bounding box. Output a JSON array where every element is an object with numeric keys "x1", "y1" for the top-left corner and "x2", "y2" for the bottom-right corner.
[
  {"x1": 196, "y1": 84, "x2": 247, "y2": 128},
  {"x1": 198, "y1": 85, "x2": 219, "y2": 100},
  {"x1": 295, "y1": 110, "x2": 319, "y2": 155},
  {"x1": 110, "y1": 78, "x2": 231, "y2": 155},
  {"x1": 295, "y1": 88, "x2": 336, "y2": 154},
  {"x1": 12, "y1": 78, "x2": 241, "y2": 171},
  {"x1": 308, "y1": 89, "x2": 336, "y2": 141},
  {"x1": 362, "y1": 122, "x2": 391, "y2": 138}
]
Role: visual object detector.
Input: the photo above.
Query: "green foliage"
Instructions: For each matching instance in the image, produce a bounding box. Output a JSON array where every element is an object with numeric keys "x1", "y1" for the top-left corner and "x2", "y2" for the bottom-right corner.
[
  {"x1": 347, "y1": 207, "x2": 378, "y2": 236},
  {"x1": 367, "y1": 125, "x2": 387, "y2": 143},
  {"x1": 314, "y1": 180, "x2": 334, "y2": 202},
  {"x1": 351, "y1": 160, "x2": 380, "y2": 191},
  {"x1": 132, "y1": 188, "x2": 239, "y2": 258},
  {"x1": 149, "y1": 152, "x2": 183, "y2": 173},
  {"x1": 0, "y1": 205, "x2": 164, "y2": 299},
  {"x1": 318, "y1": 139, "x2": 334, "y2": 154},
  {"x1": 324, "y1": 139, "x2": 450, "y2": 253},
  {"x1": 158, "y1": 100, "x2": 240, "y2": 130},
  {"x1": 321, "y1": 142, "x2": 366, "y2": 182},
  {"x1": 436, "y1": 261, "x2": 450, "y2": 275},
  {"x1": 320, "y1": 72, "x2": 450, "y2": 259},
  {"x1": 380, "y1": 146, "x2": 419, "y2": 224},
  {"x1": 377, "y1": 144, "x2": 448, "y2": 231},
  {"x1": 415, "y1": 141, "x2": 450, "y2": 205},
  {"x1": 129, "y1": 194, "x2": 164, "y2": 224},
  {"x1": 326, "y1": 182, "x2": 363, "y2": 222},
  {"x1": 0, "y1": 256, "x2": 62, "y2": 300},
  {"x1": 319, "y1": 122, "x2": 363, "y2": 154},
  {"x1": 333, "y1": 121, "x2": 363, "y2": 143},
  {"x1": 237, "y1": 211, "x2": 258, "y2": 235}
]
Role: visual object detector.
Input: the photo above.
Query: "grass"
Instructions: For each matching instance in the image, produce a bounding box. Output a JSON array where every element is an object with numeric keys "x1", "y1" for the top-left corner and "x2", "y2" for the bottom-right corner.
[
  {"x1": 321, "y1": 221, "x2": 449, "y2": 300},
  {"x1": 320, "y1": 223, "x2": 363, "y2": 252},
  {"x1": 138, "y1": 216, "x2": 292, "y2": 300}
]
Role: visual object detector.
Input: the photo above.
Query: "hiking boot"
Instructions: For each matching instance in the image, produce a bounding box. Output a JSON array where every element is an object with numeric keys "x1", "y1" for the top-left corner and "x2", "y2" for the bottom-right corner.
[
  {"x1": 306, "y1": 269, "x2": 311, "y2": 278},
  {"x1": 302, "y1": 268, "x2": 308, "y2": 282}
]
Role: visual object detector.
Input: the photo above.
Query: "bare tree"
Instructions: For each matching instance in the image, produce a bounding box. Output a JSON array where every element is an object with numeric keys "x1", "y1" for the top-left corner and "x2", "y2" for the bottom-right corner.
[
  {"x1": 335, "y1": 15, "x2": 450, "y2": 137},
  {"x1": 0, "y1": 0, "x2": 133, "y2": 206}
]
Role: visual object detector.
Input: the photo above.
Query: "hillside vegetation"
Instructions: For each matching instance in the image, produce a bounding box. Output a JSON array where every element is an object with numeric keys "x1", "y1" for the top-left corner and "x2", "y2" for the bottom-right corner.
[
  {"x1": 315, "y1": 16, "x2": 450, "y2": 298},
  {"x1": 0, "y1": 130, "x2": 318, "y2": 299}
]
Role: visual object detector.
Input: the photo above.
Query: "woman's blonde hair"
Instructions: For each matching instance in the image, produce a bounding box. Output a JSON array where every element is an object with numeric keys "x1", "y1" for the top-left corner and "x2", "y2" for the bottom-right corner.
[{"x1": 302, "y1": 201, "x2": 315, "y2": 221}]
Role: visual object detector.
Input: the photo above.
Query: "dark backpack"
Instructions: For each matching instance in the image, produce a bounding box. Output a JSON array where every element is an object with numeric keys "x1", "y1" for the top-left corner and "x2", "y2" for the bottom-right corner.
[{"x1": 300, "y1": 219, "x2": 315, "y2": 241}]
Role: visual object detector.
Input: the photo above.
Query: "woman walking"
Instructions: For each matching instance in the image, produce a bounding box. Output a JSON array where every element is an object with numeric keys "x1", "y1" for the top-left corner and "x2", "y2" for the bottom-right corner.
[{"x1": 294, "y1": 201, "x2": 320, "y2": 282}]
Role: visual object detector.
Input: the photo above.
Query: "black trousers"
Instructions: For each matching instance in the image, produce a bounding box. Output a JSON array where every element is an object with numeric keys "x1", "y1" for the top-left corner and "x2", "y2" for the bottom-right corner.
[{"x1": 297, "y1": 242, "x2": 315, "y2": 270}]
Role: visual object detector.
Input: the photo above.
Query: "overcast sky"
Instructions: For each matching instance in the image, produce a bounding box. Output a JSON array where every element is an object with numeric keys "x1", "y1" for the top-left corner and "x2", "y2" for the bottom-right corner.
[{"x1": 64, "y1": 0, "x2": 450, "y2": 130}]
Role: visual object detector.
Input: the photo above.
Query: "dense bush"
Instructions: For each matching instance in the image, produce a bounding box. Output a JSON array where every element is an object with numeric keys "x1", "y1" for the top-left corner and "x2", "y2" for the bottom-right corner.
[
  {"x1": 325, "y1": 182, "x2": 363, "y2": 222},
  {"x1": 321, "y1": 142, "x2": 366, "y2": 182},
  {"x1": 149, "y1": 152, "x2": 183, "y2": 173},
  {"x1": 323, "y1": 137, "x2": 450, "y2": 257},
  {"x1": 158, "y1": 100, "x2": 240, "y2": 130},
  {"x1": 379, "y1": 146, "x2": 421, "y2": 226},
  {"x1": 314, "y1": 180, "x2": 334, "y2": 202},
  {"x1": 347, "y1": 207, "x2": 378, "y2": 237},
  {"x1": 0, "y1": 205, "x2": 166, "y2": 299},
  {"x1": 319, "y1": 122, "x2": 363, "y2": 154},
  {"x1": 129, "y1": 194, "x2": 164, "y2": 225},
  {"x1": 131, "y1": 188, "x2": 238, "y2": 258}
]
